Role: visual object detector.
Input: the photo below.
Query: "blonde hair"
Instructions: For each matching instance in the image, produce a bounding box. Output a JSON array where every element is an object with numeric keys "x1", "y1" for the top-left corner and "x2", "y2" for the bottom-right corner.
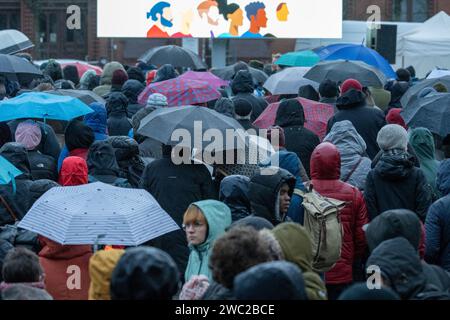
[{"x1": 183, "y1": 205, "x2": 207, "y2": 226}]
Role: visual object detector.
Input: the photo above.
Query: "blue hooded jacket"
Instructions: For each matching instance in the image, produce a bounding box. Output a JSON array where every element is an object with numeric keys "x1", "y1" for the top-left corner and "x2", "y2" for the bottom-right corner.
[{"x1": 57, "y1": 102, "x2": 109, "y2": 171}]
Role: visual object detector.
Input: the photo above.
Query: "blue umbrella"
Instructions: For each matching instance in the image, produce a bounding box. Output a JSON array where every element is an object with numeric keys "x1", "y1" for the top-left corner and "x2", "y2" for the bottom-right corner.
[
  {"x1": 0, "y1": 155, "x2": 22, "y2": 194},
  {"x1": 0, "y1": 92, "x2": 93, "y2": 122},
  {"x1": 314, "y1": 43, "x2": 396, "y2": 79}
]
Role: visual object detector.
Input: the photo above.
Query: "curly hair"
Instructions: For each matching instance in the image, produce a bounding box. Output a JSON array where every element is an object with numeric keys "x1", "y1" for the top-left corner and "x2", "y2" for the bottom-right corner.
[{"x1": 209, "y1": 226, "x2": 272, "y2": 289}]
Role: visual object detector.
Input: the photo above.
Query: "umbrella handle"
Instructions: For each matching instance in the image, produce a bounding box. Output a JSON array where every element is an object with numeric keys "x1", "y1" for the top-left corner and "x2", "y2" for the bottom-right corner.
[
  {"x1": 8, "y1": 171, "x2": 16, "y2": 195},
  {"x1": 93, "y1": 234, "x2": 106, "y2": 252}
]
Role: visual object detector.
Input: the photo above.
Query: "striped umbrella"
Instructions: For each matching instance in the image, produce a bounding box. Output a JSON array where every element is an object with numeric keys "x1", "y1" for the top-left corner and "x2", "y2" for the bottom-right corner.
[{"x1": 18, "y1": 182, "x2": 179, "y2": 246}]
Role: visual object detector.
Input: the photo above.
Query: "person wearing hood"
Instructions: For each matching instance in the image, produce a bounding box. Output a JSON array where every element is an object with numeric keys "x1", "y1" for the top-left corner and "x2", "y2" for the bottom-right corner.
[
  {"x1": 28, "y1": 179, "x2": 59, "y2": 207},
  {"x1": 233, "y1": 98, "x2": 256, "y2": 132},
  {"x1": 126, "y1": 66, "x2": 146, "y2": 84},
  {"x1": 110, "y1": 247, "x2": 180, "y2": 300},
  {"x1": 122, "y1": 79, "x2": 145, "y2": 117},
  {"x1": 214, "y1": 98, "x2": 235, "y2": 118},
  {"x1": 310, "y1": 142, "x2": 368, "y2": 299},
  {"x1": 327, "y1": 79, "x2": 386, "y2": 160},
  {"x1": 59, "y1": 156, "x2": 89, "y2": 186},
  {"x1": 88, "y1": 249, "x2": 125, "y2": 300},
  {"x1": 366, "y1": 237, "x2": 450, "y2": 300},
  {"x1": 153, "y1": 64, "x2": 178, "y2": 83},
  {"x1": 386, "y1": 80, "x2": 409, "y2": 109},
  {"x1": 43, "y1": 59, "x2": 63, "y2": 82},
  {"x1": 298, "y1": 85, "x2": 319, "y2": 101},
  {"x1": 319, "y1": 79, "x2": 339, "y2": 113},
  {"x1": 183, "y1": 200, "x2": 232, "y2": 282},
  {"x1": 219, "y1": 175, "x2": 251, "y2": 222},
  {"x1": 93, "y1": 62, "x2": 126, "y2": 97},
  {"x1": 425, "y1": 160, "x2": 450, "y2": 272},
  {"x1": 87, "y1": 140, "x2": 131, "y2": 187},
  {"x1": 272, "y1": 222, "x2": 327, "y2": 300},
  {"x1": 59, "y1": 119, "x2": 95, "y2": 169},
  {"x1": 364, "y1": 124, "x2": 432, "y2": 221},
  {"x1": 78, "y1": 70, "x2": 98, "y2": 91},
  {"x1": 338, "y1": 283, "x2": 400, "y2": 300},
  {"x1": 62, "y1": 65, "x2": 80, "y2": 87},
  {"x1": 275, "y1": 98, "x2": 320, "y2": 176},
  {"x1": 233, "y1": 261, "x2": 308, "y2": 300},
  {"x1": 323, "y1": 120, "x2": 372, "y2": 191},
  {"x1": 15, "y1": 120, "x2": 57, "y2": 181},
  {"x1": 386, "y1": 108, "x2": 407, "y2": 129},
  {"x1": 231, "y1": 70, "x2": 268, "y2": 122},
  {"x1": 410, "y1": 128, "x2": 441, "y2": 199},
  {"x1": 0, "y1": 143, "x2": 34, "y2": 226},
  {"x1": 248, "y1": 167, "x2": 296, "y2": 226},
  {"x1": 57, "y1": 103, "x2": 109, "y2": 171},
  {"x1": 106, "y1": 92, "x2": 132, "y2": 137}
]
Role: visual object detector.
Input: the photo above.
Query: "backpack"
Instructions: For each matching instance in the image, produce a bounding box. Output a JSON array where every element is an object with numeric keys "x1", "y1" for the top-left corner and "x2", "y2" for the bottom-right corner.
[{"x1": 294, "y1": 185, "x2": 346, "y2": 273}]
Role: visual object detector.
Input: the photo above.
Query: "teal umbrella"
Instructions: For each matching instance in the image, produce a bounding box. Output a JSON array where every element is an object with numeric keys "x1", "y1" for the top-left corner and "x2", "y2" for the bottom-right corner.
[
  {"x1": 0, "y1": 92, "x2": 93, "y2": 123},
  {"x1": 275, "y1": 50, "x2": 321, "y2": 67},
  {"x1": 0, "y1": 155, "x2": 22, "y2": 194}
]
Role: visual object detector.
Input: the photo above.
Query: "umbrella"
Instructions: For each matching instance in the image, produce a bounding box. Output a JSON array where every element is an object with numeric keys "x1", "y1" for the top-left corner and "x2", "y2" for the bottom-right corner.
[
  {"x1": 179, "y1": 71, "x2": 229, "y2": 90},
  {"x1": 263, "y1": 67, "x2": 318, "y2": 95},
  {"x1": 400, "y1": 76, "x2": 450, "y2": 107},
  {"x1": 33, "y1": 59, "x2": 103, "y2": 76},
  {"x1": 314, "y1": 43, "x2": 396, "y2": 79},
  {"x1": 401, "y1": 92, "x2": 450, "y2": 137},
  {"x1": 0, "y1": 29, "x2": 34, "y2": 55},
  {"x1": 138, "y1": 78, "x2": 221, "y2": 107},
  {"x1": 137, "y1": 106, "x2": 246, "y2": 152},
  {"x1": 304, "y1": 60, "x2": 387, "y2": 88},
  {"x1": 0, "y1": 155, "x2": 22, "y2": 186},
  {"x1": 427, "y1": 69, "x2": 450, "y2": 79},
  {"x1": 138, "y1": 45, "x2": 207, "y2": 70},
  {"x1": 0, "y1": 92, "x2": 93, "y2": 122},
  {"x1": 18, "y1": 182, "x2": 179, "y2": 246},
  {"x1": 210, "y1": 62, "x2": 269, "y2": 85},
  {"x1": 253, "y1": 98, "x2": 335, "y2": 140},
  {"x1": 275, "y1": 50, "x2": 321, "y2": 67},
  {"x1": 46, "y1": 89, "x2": 105, "y2": 105},
  {"x1": 0, "y1": 53, "x2": 43, "y2": 82}
]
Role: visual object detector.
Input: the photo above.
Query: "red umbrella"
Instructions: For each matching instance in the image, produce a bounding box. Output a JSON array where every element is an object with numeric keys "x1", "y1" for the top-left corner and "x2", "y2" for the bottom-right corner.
[
  {"x1": 179, "y1": 71, "x2": 229, "y2": 90},
  {"x1": 138, "y1": 78, "x2": 221, "y2": 107},
  {"x1": 60, "y1": 61, "x2": 103, "y2": 77},
  {"x1": 253, "y1": 98, "x2": 334, "y2": 140}
]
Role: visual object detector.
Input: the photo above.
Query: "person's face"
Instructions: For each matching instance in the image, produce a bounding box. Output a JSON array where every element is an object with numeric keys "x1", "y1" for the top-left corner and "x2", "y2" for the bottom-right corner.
[
  {"x1": 184, "y1": 220, "x2": 208, "y2": 246},
  {"x1": 279, "y1": 183, "x2": 291, "y2": 215},
  {"x1": 229, "y1": 8, "x2": 244, "y2": 26},
  {"x1": 256, "y1": 8, "x2": 268, "y2": 28},
  {"x1": 160, "y1": 7, "x2": 174, "y2": 28}
]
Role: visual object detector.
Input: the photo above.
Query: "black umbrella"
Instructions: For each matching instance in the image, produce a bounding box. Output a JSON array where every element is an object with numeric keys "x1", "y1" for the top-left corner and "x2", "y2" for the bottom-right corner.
[
  {"x1": 138, "y1": 45, "x2": 207, "y2": 70},
  {"x1": 210, "y1": 62, "x2": 268, "y2": 85},
  {"x1": 45, "y1": 89, "x2": 105, "y2": 105},
  {"x1": 0, "y1": 29, "x2": 34, "y2": 55},
  {"x1": 304, "y1": 59, "x2": 387, "y2": 88},
  {"x1": 400, "y1": 76, "x2": 450, "y2": 107},
  {"x1": 401, "y1": 92, "x2": 450, "y2": 137},
  {"x1": 0, "y1": 53, "x2": 43, "y2": 83}
]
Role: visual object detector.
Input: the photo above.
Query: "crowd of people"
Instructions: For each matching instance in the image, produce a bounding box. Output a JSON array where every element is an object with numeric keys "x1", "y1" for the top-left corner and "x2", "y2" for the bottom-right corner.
[{"x1": 1, "y1": 52, "x2": 450, "y2": 301}]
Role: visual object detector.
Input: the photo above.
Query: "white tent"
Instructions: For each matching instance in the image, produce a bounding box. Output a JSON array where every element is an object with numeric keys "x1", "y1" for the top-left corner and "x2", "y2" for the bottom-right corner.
[{"x1": 398, "y1": 11, "x2": 450, "y2": 78}]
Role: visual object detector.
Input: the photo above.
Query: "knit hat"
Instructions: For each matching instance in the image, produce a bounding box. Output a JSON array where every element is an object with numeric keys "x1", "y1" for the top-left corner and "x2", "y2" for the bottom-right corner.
[
  {"x1": 386, "y1": 108, "x2": 407, "y2": 129},
  {"x1": 319, "y1": 79, "x2": 339, "y2": 98},
  {"x1": 377, "y1": 124, "x2": 408, "y2": 152},
  {"x1": 146, "y1": 93, "x2": 168, "y2": 108},
  {"x1": 340, "y1": 79, "x2": 363, "y2": 95},
  {"x1": 15, "y1": 120, "x2": 42, "y2": 151},
  {"x1": 111, "y1": 69, "x2": 129, "y2": 87},
  {"x1": 233, "y1": 98, "x2": 253, "y2": 118}
]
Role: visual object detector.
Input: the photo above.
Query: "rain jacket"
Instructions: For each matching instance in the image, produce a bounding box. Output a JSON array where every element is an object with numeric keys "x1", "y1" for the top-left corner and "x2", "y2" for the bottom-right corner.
[
  {"x1": 27, "y1": 150, "x2": 58, "y2": 182},
  {"x1": 425, "y1": 160, "x2": 450, "y2": 272},
  {"x1": 327, "y1": 90, "x2": 386, "y2": 159},
  {"x1": 0, "y1": 143, "x2": 34, "y2": 226},
  {"x1": 275, "y1": 99, "x2": 320, "y2": 176},
  {"x1": 272, "y1": 223, "x2": 328, "y2": 300},
  {"x1": 58, "y1": 103, "x2": 109, "y2": 171},
  {"x1": 59, "y1": 156, "x2": 89, "y2": 186},
  {"x1": 214, "y1": 98, "x2": 234, "y2": 118},
  {"x1": 153, "y1": 64, "x2": 178, "y2": 83},
  {"x1": 409, "y1": 128, "x2": 441, "y2": 198},
  {"x1": 139, "y1": 153, "x2": 215, "y2": 274},
  {"x1": 231, "y1": 71, "x2": 268, "y2": 122},
  {"x1": 249, "y1": 167, "x2": 296, "y2": 226},
  {"x1": 324, "y1": 120, "x2": 372, "y2": 191},
  {"x1": 88, "y1": 249, "x2": 125, "y2": 300},
  {"x1": 184, "y1": 200, "x2": 232, "y2": 282},
  {"x1": 310, "y1": 142, "x2": 368, "y2": 285},
  {"x1": 93, "y1": 62, "x2": 125, "y2": 97},
  {"x1": 38, "y1": 236, "x2": 92, "y2": 300},
  {"x1": 62, "y1": 119, "x2": 95, "y2": 166},
  {"x1": 219, "y1": 175, "x2": 251, "y2": 222},
  {"x1": 106, "y1": 93, "x2": 132, "y2": 137},
  {"x1": 87, "y1": 141, "x2": 131, "y2": 188},
  {"x1": 122, "y1": 80, "x2": 145, "y2": 118},
  {"x1": 364, "y1": 150, "x2": 433, "y2": 221},
  {"x1": 28, "y1": 179, "x2": 59, "y2": 207}
]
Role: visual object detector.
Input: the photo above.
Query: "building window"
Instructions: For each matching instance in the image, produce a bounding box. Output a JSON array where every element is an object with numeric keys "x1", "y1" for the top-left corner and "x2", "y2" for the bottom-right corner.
[
  {"x1": 392, "y1": 0, "x2": 429, "y2": 22},
  {"x1": 0, "y1": 11, "x2": 20, "y2": 30},
  {"x1": 38, "y1": 12, "x2": 59, "y2": 43}
]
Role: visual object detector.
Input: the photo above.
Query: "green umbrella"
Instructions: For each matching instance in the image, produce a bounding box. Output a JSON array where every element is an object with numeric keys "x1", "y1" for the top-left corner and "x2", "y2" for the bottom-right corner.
[{"x1": 275, "y1": 50, "x2": 321, "y2": 67}]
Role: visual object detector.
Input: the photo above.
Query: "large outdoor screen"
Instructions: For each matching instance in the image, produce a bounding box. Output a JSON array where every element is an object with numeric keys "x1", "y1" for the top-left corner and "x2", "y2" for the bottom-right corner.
[{"x1": 97, "y1": 0, "x2": 342, "y2": 39}]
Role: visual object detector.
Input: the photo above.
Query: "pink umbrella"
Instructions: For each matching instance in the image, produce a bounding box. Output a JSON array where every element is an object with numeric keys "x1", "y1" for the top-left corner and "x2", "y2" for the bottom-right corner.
[
  {"x1": 138, "y1": 78, "x2": 221, "y2": 107},
  {"x1": 179, "y1": 71, "x2": 229, "y2": 89},
  {"x1": 253, "y1": 98, "x2": 334, "y2": 140}
]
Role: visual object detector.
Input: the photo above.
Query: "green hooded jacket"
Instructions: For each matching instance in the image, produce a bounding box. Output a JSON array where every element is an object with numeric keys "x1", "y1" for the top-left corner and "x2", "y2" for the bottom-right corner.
[
  {"x1": 272, "y1": 222, "x2": 328, "y2": 300},
  {"x1": 184, "y1": 200, "x2": 232, "y2": 282},
  {"x1": 93, "y1": 62, "x2": 125, "y2": 97}
]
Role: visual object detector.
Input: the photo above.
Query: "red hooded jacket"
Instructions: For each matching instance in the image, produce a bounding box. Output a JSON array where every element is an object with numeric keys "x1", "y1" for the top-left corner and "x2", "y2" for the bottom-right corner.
[
  {"x1": 59, "y1": 156, "x2": 88, "y2": 186},
  {"x1": 310, "y1": 142, "x2": 369, "y2": 285}
]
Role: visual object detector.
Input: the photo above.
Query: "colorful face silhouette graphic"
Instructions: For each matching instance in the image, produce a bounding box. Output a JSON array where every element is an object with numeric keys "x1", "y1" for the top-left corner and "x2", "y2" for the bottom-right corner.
[
  {"x1": 147, "y1": 1, "x2": 173, "y2": 38},
  {"x1": 229, "y1": 7, "x2": 244, "y2": 27},
  {"x1": 197, "y1": 0, "x2": 220, "y2": 26},
  {"x1": 276, "y1": 3, "x2": 289, "y2": 22},
  {"x1": 242, "y1": 1, "x2": 267, "y2": 37}
]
